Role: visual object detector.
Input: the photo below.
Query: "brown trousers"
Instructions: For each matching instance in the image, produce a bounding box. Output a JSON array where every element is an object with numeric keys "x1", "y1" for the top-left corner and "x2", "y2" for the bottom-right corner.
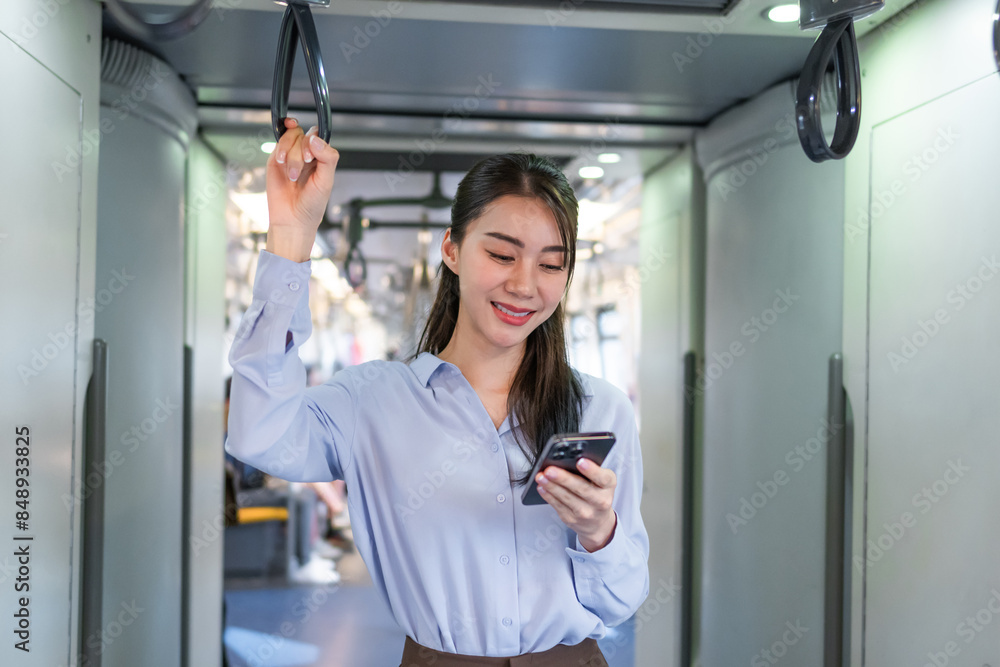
[{"x1": 399, "y1": 635, "x2": 609, "y2": 667}]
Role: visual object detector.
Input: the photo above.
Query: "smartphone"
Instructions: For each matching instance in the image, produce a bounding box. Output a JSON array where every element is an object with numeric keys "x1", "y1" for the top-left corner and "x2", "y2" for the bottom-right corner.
[{"x1": 521, "y1": 432, "x2": 616, "y2": 505}]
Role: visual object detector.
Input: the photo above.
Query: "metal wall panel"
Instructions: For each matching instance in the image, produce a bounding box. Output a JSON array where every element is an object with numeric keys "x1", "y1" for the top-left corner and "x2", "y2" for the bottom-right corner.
[
  {"x1": 635, "y1": 147, "x2": 703, "y2": 667},
  {"x1": 865, "y1": 72, "x2": 1000, "y2": 665},
  {"x1": 94, "y1": 73, "x2": 191, "y2": 667},
  {"x1": 183, "y1": 139, "x2": 228, "y2": 667},
  {"x1": 0, "y1": 32, "x2": 83, "y2": 667},
  {"x1": 695, "y1": 83, "x2": 844, "y2": 666}
]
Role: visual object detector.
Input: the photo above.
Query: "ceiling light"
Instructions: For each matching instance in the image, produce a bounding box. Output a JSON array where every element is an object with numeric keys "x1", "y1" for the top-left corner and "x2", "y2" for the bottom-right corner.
[
  {"x1": 766, "y1": 4, "x2": 799, "y2": 23},
  {"x1": 578, "y1": 166, "x2": 604, "y2": 179},
  {"x1": 260, "y1": 141, "x2": 277, "y2": 154},
  {"x1": 597, "y1": 153, "x2": 621, "y2": 164}
]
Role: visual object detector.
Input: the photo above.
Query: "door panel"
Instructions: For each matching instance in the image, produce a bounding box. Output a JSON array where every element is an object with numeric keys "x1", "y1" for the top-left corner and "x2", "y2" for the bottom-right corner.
[
  {"x1": 0, "y1": 36, "x2": 84, "y2": 667},
  {"x1": 866, "y1": 73, "x2": 1000, "y2": 665}
]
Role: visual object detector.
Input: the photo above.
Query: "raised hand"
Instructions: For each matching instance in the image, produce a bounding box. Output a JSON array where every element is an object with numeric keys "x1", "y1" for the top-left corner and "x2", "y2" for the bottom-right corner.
[{"x1": 265, "y1": 118, "x2": 340, "y2": 262}]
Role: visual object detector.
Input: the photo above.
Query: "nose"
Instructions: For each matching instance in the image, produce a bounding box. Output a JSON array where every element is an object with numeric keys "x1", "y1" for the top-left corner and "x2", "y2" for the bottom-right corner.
[{"x1": 504, "y1": 259, "x2": 536, "y2": 299}]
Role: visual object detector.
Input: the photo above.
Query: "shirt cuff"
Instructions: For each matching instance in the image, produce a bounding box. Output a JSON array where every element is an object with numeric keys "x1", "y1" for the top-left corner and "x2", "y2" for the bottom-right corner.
[
  {"x1": 565, "y1": 510, "x2": 622, "y2": 571},
  {"x1": 252, "y1": 249, "x2": 312, "y2": 308}
]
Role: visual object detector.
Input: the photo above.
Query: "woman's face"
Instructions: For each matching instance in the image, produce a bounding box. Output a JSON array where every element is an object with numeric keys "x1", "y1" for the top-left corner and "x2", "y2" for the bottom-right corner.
[{"x1": 442, "y1": 194, "x2": 570, "y2": 355}]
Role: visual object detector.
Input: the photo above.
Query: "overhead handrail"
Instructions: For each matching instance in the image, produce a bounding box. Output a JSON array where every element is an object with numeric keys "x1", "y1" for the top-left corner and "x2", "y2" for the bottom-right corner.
[
  {"x1": 102, "y1": 0, "x2": 214, "y2": 41},
  {"x1": 337, "y1": 173, "x2": 452, "y2": 287},
  {"x1": 794, "y1": 17, "x2": 862, "y2": 162},
  {"x1": 348, "y1": 172, "x2": 453, "y2": 211},
  {"x1": 271, "y1": 0, "x2": 332, "y2": 144}
]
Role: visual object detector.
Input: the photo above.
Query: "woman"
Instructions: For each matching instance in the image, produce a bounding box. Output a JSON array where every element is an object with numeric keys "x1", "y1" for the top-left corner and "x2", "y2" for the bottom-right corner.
[{"x1": 226, "y1": 118, "x2": 650, "y2": 666}]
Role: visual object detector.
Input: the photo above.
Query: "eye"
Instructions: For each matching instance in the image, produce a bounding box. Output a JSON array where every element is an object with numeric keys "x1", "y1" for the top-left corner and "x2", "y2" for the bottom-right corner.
[
  {"x1": 487, "y1": 251, "x2": 513, "y2": 262},
  {"x1": 541, "y1": 264, "x2": 565, "y2": 271}
]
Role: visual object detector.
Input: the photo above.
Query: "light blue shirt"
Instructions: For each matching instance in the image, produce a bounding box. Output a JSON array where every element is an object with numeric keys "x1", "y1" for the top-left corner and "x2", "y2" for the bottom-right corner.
[{"x1": 226, "y1": 249, "x2": 650, "y2": 657}]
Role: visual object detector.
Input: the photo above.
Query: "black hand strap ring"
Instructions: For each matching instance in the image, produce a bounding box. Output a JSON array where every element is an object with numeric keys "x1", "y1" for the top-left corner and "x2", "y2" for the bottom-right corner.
[
  {"x1": 344, "y1": 242, "x2": 367, "y2": 288},
  {"x1": 795, "y1": 17, "x2": 862, "y2": 163},
  {"x1": 271, "y1": 2, "x2": 332, "y2": 144}
]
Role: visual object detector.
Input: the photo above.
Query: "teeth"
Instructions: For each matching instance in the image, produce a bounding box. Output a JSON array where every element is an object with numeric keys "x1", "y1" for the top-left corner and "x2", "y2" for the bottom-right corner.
[{"x1": 494, "y1": 302, "x2": 531, "y2": 317}]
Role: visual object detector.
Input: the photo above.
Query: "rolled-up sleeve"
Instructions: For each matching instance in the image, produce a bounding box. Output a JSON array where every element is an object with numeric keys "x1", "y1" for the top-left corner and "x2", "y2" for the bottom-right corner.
[
  {"x1": 225, "y1": 249, "x2": 357, "y2": 482},
  {"x1": 565, "y1": 391, "x2": 650, "y2": 627}
]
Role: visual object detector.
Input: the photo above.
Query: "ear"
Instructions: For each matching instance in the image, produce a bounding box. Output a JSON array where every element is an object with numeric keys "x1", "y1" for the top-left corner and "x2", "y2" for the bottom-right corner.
[{"x1": 441, "y1": 228, "x2": 460, "y2": 274}]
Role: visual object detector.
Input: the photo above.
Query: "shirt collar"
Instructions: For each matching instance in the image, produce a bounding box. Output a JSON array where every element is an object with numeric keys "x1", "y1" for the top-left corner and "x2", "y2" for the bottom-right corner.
[
  {"x1": 409, "y1": 351, "x2": 595, "y2": 398},
  {"x1": 408, "y1": 351, "x2": 450, "y2": 387}
]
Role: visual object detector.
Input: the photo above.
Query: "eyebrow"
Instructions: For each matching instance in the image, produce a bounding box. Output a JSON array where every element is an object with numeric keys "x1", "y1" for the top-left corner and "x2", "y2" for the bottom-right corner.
[{"x1": 484, "y1": 231, "x2": 567, "y2": 253}]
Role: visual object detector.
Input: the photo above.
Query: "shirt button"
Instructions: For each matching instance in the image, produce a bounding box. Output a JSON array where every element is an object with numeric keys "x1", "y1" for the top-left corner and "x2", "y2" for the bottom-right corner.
[
  {"x1": 500, "y1": 555, "x2": 509, "y2": 565},
  {"x1": 575, "y1": 556, "x2": 585, "y2": 563},
  {"x1": 502, "y1": 617, "x2": 512, "y2": 627},
  {"x1": 491, "y1": 444, "x2": 499, "y2": 452},
  {"x1": 496, "y1": 494, "x2": 505, "y2": 503},
  {"x1": 288, "y1": 281, "x2": 300, "y2": 291}
]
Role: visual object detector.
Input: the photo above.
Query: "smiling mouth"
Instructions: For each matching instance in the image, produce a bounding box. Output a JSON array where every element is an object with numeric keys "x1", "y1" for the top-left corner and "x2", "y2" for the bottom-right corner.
[{"x1": 492, "y1": 302, "x2": 534, "y2": 318}]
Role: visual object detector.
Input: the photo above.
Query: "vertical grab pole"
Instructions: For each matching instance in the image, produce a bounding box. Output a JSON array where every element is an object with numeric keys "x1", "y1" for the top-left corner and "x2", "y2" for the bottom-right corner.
[
  {"x1": 825, "y1": 353, "x2": 848, "y2": 667},
  {"x1": 993, "y1": 0, "x2": 999, "y2": 74},
  {"x1": 681, "y1": 351, "x2": 697, "y2": 667},
  {"x1": 80, "y1": 339, "x2": 109, "y2": 667}
]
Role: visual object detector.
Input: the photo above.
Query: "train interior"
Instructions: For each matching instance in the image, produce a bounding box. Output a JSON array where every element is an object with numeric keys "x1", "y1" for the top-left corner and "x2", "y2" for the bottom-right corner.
[{"x1": 3, "y1": 0, "x2": 999, "y2": 665}]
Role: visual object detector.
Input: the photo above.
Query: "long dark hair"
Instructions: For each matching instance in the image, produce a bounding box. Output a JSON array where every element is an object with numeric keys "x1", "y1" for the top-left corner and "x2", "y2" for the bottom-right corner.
[{"x1": 412, "y1": 153, "x2": 586, "y2": 487}]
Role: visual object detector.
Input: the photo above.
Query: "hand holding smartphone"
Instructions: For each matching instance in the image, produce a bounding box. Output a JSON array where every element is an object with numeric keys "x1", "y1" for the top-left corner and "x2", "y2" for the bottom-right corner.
[{"x1": 521, "y1": 432, "x2": 616, "y2": 505}]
